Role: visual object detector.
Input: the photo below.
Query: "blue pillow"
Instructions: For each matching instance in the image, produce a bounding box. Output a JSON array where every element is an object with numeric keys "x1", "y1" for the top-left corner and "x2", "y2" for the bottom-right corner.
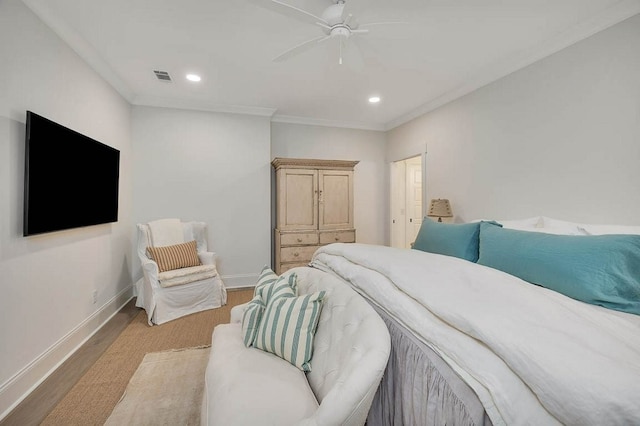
[
  {"x1": 477, "y1": 222, "x2": 640, "y2": 315},
  {"x1": 413, "y1": 218, "x2": 500, "y2": 262}
]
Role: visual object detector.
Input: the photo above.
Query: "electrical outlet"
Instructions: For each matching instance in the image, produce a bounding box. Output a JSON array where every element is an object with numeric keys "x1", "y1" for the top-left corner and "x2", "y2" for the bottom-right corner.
[{"x1": 92, "y1": 290, "x2": 98, "y2": 304}]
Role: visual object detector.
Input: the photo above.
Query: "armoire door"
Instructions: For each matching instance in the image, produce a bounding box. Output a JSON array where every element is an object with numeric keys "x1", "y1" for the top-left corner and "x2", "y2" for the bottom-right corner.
[
  {"x1": 277, "y1": 168, "x2": 318, "y2": 231},
  {"x1": 318, "y1": 170, "x2": 353, "y2": 230}
]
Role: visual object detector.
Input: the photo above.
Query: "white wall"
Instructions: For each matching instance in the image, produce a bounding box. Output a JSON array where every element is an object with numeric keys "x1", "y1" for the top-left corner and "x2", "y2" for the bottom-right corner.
[
  {"x1": 0, "y1": 0, "x2": 133, "y2": 418},
  {"x1": 271, "y1": 122, "x2": 388, "y2": 245},
  {"x1": 387, "y1": 13, "x2": 640, "y2": 225},
  {"x1": 131, "y1": 106, "x2": 272, "y2": 287}
]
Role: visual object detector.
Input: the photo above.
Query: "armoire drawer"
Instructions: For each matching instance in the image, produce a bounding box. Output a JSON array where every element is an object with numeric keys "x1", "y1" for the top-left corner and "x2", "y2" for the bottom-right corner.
[
  {"x1": 280, "y1": 246, "x2": 320, "y2": 263},
  {"x1": 280, "y1": 232, "x2": 319, "y2": 246},
  {"x1": 319, "y1": 230, "x2": 356, "y2": 245}
]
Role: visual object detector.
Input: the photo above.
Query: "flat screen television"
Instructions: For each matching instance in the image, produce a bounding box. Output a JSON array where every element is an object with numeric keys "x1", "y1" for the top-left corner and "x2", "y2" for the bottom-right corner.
[{"x1": 23, "y1": 111, "x2": 120, "y2": 236}]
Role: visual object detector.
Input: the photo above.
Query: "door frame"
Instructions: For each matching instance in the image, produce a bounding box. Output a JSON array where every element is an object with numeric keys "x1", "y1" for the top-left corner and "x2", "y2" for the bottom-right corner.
[
  {"x1": 404, "y1": 156, "x2": 423, "y2": 247},
  {"x1": 390, "y1": 153, "x2": 427, "y2": 248},
  {"x1": 390, "y1": 160, "x2": 406, "y2": 248}
]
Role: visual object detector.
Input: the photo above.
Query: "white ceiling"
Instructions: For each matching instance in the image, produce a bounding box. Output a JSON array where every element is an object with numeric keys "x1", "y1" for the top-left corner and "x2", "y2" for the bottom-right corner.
[{"x1": 22, "y1": 0, "x2": 640, "y2": 130}]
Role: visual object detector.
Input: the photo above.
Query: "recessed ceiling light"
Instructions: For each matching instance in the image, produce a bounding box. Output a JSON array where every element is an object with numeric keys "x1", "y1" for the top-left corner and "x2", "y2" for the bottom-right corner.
[
  {"x1": 186, "y1": 74, "x2": 201, "y2": 82},
  {"x1": 369, "y1": 96, "x2": 381, "y2": 103}
]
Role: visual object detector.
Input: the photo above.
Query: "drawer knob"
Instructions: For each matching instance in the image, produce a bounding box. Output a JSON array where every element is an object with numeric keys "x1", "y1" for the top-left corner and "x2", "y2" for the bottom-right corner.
[
  {"x1": 297, "y1": 238, "x2": 302, "y2": 242},
  {"x1": 294, "y1": 252, "x2": 299, "y2": 257},
  {"x1": 334, "y1": 236, "x2": 339, "y2": 241}
]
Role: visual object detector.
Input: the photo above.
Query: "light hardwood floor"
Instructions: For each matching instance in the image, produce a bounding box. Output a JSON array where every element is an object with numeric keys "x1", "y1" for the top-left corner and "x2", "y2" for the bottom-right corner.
[{"x1": 0, "y1": 300, "x2": 139, "y2": 426}]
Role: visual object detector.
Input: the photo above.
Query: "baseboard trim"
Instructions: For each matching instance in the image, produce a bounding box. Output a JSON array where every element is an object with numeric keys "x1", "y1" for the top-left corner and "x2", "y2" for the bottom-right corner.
[
  {"x1": 0, "y1": 285, "x2": 134, "y2": 421},
  {"x1": 221, "y1": 273, "x2": 259, "y2": 289}
]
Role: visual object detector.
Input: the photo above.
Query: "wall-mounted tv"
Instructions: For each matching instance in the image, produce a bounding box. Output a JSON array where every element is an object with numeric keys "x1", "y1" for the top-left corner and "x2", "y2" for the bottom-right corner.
[{"x1": 23, "y1": 111, "x2": 120, "y2": 236}]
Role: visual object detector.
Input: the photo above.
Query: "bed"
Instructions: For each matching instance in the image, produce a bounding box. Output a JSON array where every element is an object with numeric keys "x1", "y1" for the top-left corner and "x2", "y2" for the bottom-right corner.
[{"x1": 308, "y1": 217, "x2": 640, "y2": 426}]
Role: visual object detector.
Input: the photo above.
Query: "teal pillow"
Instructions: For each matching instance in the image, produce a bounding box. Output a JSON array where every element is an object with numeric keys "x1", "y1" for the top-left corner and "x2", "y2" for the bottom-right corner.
[
  {"x1": 413, "y1": 218, "x2": 500, "y2": 262},
  {"x1": 477, "y1": 222, "x2": 640, "y2": 315}
]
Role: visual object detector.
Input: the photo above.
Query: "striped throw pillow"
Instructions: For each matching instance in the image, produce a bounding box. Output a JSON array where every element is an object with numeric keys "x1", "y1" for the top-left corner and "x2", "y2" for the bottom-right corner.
[
  {"x1": 241, "y1": 294, "x2": 265, "y2": 347},
  {"x1": 146, "y1": 240, "x2": 201, "y2": 272},
  {"x1": 255, "y1": 267, "x2": 297, "y2": 305},
  {"x1": 254, "y1": 291, "x2": 326, "y2": 372},
  {"x1": 254, "y1": 265, "x2": 279, "y2": 297}
]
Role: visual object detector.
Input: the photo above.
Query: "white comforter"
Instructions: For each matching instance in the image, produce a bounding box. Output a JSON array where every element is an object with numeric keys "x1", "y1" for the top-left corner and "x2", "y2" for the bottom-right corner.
[{"x1": 310, "y1": 243, "x2": 640, "y2": 426}]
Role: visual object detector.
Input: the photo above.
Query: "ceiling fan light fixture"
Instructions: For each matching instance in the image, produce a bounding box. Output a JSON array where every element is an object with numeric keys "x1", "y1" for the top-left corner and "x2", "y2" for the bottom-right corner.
[
  {"x1": 369, "y1": 96, "x2": 381, "y2": 103},
  {"x1": 267, "y1": 0, "x2": 404, "y2": 66},
  {"x1": 330, "y1": 25, "x2": 351, "y2": 38}
]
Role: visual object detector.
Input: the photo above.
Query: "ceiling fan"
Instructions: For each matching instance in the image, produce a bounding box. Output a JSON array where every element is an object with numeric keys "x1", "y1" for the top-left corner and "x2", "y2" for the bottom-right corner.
[{"x1": 258, "y1": 0, "x2": 406, "y2": 65}]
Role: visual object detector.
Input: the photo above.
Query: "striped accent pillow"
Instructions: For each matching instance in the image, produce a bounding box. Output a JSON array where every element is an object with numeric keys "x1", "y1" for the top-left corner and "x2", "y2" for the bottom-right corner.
[
  {"x1": 146, "y1": 240, "x2": 201, "y2": 273},
  {"x1": 254, "y1": 291, "x2": 326, "y2": 372},
  {"x1": 241, "y1": 294, "x2": 265, "y2": 347},
  {"x1": 254, "y1": 265, "x2": 279, "y2": 297},
  {"x1": 255, "y1": 268, "x2": 297, "y2": 305}
]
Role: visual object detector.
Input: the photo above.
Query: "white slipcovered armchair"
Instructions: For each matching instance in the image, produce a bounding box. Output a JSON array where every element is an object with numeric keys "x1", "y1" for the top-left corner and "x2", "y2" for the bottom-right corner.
[{"x1": 135, "y1": 218, "x2": 227, "y2": 325}]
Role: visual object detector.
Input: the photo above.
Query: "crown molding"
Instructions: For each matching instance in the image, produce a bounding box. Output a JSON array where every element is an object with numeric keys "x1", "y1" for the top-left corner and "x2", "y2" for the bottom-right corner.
[
  {"x1": 22, "y1": 0, "x2": 640, "y2": 132},
  {"x1": 132, "y1": 95, "x2": 277, "y2": 118},
  {"x1": 384, "y1": 1, "x2": 640, "y2": 131},
  {"x1": 21, "y1": 0, "x2": 135, "y2": 103},
  {"x1": 271, "y1": 114, "x2": 386, "y2": 132},
  {"x1": 271, "y1": 157, "x2": 359, "y2": 170}
]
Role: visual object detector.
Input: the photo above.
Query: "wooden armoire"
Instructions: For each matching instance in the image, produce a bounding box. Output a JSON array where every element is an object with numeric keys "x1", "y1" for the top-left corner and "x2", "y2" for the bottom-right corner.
[{"x1": 272, "y1": 157, "x2": 359, "y2": 274}]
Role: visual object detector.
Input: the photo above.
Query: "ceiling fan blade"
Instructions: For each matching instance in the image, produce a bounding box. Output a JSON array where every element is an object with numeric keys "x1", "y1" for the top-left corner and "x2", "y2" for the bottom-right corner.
[
  {"x1": 316, "y1": 21, "x2": 332, "y2": 31},
  {"x1": 273, "y1": 35, "x2": 331, "y2": 62},
  {"x1": 264, "y1": 0, "x2": 329, "y2": 26},
  {"x1": 358, "y1": 21, "x2": 409, "y2": 28},
  {"x1": 359, "y1": 21, "x2": 421, "y2": 40}
]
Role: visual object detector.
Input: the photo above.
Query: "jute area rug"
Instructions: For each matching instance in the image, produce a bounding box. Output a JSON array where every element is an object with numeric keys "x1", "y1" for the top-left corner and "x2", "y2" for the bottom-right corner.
[{"x1": 104, "y1": 345, "x2": 211, "y2": 426}]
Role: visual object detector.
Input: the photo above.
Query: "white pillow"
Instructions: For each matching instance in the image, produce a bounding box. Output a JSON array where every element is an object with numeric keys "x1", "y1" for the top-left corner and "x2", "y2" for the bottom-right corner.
[
  {"x1": 543, "y1": 216, "x2": 640, "y2": 235},
  {"x1": 540, "y1": 217, "x2": 590, "y2": 236},
  {"x1": 581, "y1": 224, "x2": 640, "y2": 235},
  {"x1": 496, "y1": 216, "x2": 542, "y2": 231},
  {"x1": 471, "y1": 216, "x2": 542, "y2": 231}
]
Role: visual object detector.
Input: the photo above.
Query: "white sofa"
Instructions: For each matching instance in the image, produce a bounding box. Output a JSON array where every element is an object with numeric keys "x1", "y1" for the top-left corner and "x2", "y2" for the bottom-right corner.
[{"x1": 201, "y1": 266, "x2": 391, "y2": 426}]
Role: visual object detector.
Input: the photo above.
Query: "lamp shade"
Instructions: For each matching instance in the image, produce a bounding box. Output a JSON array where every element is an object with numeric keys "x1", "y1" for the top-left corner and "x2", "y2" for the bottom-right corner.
[{"x1": 427, "y1": 199, "x2": 453, "y2": 218}]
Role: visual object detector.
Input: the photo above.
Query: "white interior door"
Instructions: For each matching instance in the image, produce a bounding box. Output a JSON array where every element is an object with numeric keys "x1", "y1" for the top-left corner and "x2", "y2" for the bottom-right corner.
[
  {"x1": 390, "y1": 155, "x2": 423, "y2": 249},
  {"x1": 405, "y1": 157, "x2": 423, "y2": 247}
]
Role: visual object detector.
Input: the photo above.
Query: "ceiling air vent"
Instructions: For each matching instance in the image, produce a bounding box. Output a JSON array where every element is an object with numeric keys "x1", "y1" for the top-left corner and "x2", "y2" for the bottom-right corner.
[{"x1": 153, "y1": 70, "x2": 172, "y2": 82}]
